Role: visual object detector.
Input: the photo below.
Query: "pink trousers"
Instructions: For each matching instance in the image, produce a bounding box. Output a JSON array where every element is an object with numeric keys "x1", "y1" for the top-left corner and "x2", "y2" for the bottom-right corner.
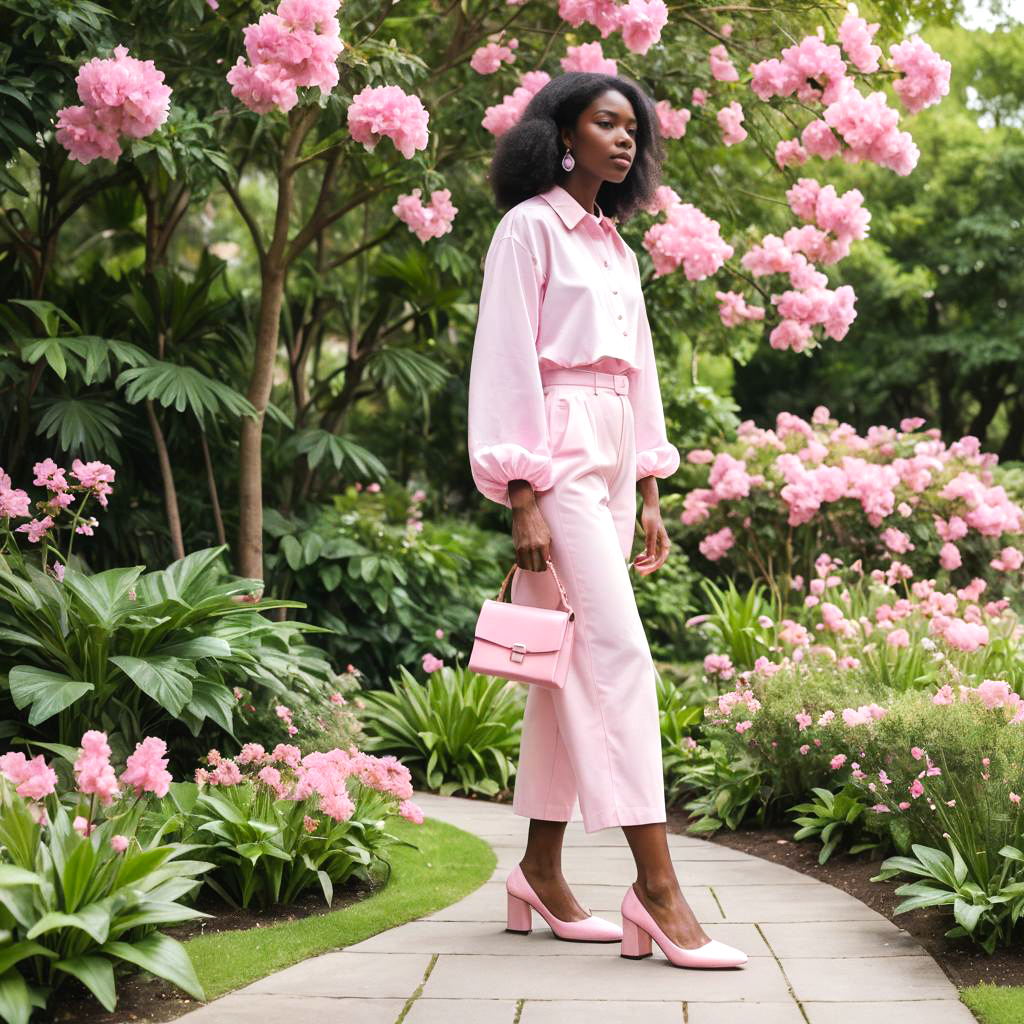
[{"x1": 509, "y1": 373, "x2": 666, "y2": 833}]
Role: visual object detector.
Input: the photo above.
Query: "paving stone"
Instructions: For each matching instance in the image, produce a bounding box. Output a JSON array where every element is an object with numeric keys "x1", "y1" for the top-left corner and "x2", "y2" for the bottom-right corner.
[
  {"x1": 687, "y1": 1003, "x2": 807, "y2": 1024},
  {"x1": 760, "y1": 920, "x2": 928, "y2": 958},
  {"x1": 404, "y1": 997, "x2": 518, "y2": 1023},
  {"x1": 421, "y1": 951, "x2": 791, "y2": 1001},
  {"x1": 803, "y1": 1000, "x2": 978, "y2": 1024},
  {"x1": 421, "y1": 881, "x2": 722, "y2": 922},
  {"x1": 783, "y1": 956, "x2": 959, "y2": 1002},
  {"x1": 520, "y1": 999, "x2": 684, "y2": 1022},
  {"x1": 713, "y1": 885, "x2": 883, "y2": 922},
  {"x1": 347, "y1": 920, "x2": 769, "y2": 957},
  {"x1": 174, "y1": 995, "x2": 407, "y2": 1023},
  {"x1": 242, "y1": 951, "x2": 431, "y2": 998}
]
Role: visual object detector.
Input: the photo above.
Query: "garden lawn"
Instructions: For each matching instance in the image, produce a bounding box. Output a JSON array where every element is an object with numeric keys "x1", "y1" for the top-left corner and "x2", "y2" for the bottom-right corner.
[
  {"x1": 184, "y1": 814, "x2": 495, "y2": 1001},
  {"x1": 961, "y1": 984, "x2": 1024, "y2": 1024}
]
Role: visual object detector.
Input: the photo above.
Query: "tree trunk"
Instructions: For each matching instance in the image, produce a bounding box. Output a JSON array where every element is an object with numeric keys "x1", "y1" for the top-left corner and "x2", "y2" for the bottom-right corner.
[
  {"x1": 145, "y1": 400, "x2": 185, "y2": 561},
  {"x1": 237, "y1": 267, "x2": 286, "y2": 580},
  {"x1": 200, "y1": 429, "x2": 226, "y2": 547}
]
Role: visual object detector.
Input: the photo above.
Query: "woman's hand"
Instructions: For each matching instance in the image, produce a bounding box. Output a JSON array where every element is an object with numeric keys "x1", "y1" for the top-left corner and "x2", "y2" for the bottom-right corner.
[
  {"x1": 508, "y1": 480, "x2": 552, "y2": 571},
  {"x1": 633, "y1": 500, "x2": 670, "y2": 575}
]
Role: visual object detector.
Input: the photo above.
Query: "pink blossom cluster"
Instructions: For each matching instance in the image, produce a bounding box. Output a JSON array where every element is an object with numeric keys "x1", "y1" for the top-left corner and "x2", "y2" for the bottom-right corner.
[
  {"x1": 56, "y1": 45, "x2": 172, "y2": 165},
  {"x1": 561, "y1": 42, "x2": 617, "y2": 76},
  {"x1": 642, "y1": 201, "x2": 734, "y2": 280},
  {"x1": 471, "y1": 36, "x2": 519, "y2": 75},
  {"x1": 0, "y1": 752, "x2": 58, "y2": 801},
  {"x1": 715, "y1": 290, "x2": 765, "y2": 327},
  {"x1": 558, "y1": 0, "x2": 669, "y2": 56},
  {"x1": 75, "y1": 731, "x2": 121, "y2": 805},
  {"x1": 196, "y1": 742, "x2": 423, "y2": 825},
  {"x1": 889, "y1": 35, "x2": 952, "y2": 114},
  {"x1": 837, "y1": 7, "x2": 882, "y2": 73},
  {"x1": 482, "y1": 70, "x2": 551, "y2": 136},
  {"x1": 347, "y1": 84, "x2": 430, "y2": 158},
  {"x1": 654, "y1": 99, "x2": 690, "y2": 139},
  {"x1": 226, "y1": 0, "x2": 344, "y2": 114},
  {"x1": 422, "y1": 651, "x2": 444, "y2": 673},
  {"x1": 392, "y1": 188, "x2": 458, "y2": 243},
  {"x1": 1, "y1": 459, "x2": 115, "y2": 564},
  {"x1": 120, "y1": 737, "x2": 173, "y2": 798}
]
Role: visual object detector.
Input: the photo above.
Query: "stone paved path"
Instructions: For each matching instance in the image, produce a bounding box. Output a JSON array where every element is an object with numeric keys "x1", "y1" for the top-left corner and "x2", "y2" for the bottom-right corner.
[{"x1": 178, "y1": 792, "x2": 976, "y2": 1024}]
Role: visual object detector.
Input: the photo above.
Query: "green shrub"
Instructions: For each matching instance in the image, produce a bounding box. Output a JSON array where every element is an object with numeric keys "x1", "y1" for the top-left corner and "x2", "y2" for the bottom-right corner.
[{"x1": 357, "y1": 662, "x2": 525, "y2": 797}]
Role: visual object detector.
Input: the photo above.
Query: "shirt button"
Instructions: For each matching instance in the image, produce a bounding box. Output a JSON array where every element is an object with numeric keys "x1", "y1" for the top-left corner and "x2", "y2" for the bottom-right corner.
[
  {"x1": 612, "y1": 290, "x2": 618, "y2": 294},
  {"x1": 622, "y1": 330, "x2": 628, "y2": 336},
  {"x1": 617, "y1": 315, "x2": 622, "y2": 320},
  {"x1": 603, "y1": 260, "x2": 608, "y2": 267}
]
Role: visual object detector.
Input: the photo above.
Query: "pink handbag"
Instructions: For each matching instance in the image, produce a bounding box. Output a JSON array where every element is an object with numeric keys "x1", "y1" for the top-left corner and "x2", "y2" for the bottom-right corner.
[{"x1": 468, "y1": 559, "x2": 575, "y2": 690}]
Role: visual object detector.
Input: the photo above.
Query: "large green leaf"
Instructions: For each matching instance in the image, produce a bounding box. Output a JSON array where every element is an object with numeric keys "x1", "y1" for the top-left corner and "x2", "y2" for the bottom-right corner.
[
  {"x1": 62, "y1": 565, "x2": 145, "y2": 629},
  {"x1": 53, "y1": 956, "x2": 116, "y2": 1011},
  {"x1": 7, "y1": 667, "x2": 93, "y2": 726},
  {"x1": 109, "y1": 656, "x2": 194, "y2": 716},
  {"x1": 116, "y1": 361, "x2": 257, "y2": 426},
  {"x1": 102, "y1": 933, "x2": 204, "y2": 1000},
  {"x1": 0, "y1": 969, "x2": 34, "y2": 1024}
]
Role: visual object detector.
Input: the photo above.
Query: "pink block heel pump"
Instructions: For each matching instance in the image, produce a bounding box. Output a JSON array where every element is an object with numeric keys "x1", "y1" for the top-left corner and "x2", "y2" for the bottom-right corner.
[
  {"x1": 620, "y1": 884, "x2": 748, "y2": 968},
  {"x1": 505, "y1": 863, "x2": 622, "y2": 942}
]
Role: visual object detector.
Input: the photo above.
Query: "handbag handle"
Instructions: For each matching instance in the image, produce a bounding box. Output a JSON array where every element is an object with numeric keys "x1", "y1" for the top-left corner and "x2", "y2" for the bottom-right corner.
[{"x1": 496, "y1": 559, "x2": 574, "y2": 619}]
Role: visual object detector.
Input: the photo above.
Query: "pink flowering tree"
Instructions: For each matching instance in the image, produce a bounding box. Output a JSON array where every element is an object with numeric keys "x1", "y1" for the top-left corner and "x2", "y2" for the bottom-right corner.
[{"x1": 1, "y1": 0, "x2": 962, "y2": 583}]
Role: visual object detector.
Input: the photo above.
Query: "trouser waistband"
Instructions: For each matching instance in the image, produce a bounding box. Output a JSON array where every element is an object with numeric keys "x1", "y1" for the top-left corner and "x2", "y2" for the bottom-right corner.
[{"x1": 539, "y1": 366, "x2": 630, "y2": 395}]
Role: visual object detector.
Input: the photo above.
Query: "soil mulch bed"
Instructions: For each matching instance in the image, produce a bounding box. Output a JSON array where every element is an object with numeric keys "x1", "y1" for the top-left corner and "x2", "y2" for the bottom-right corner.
[
  {"x1": 51, "y1": 875, "x2": 382, "y2": 1024},
  {"x1": 664, "y1": 802, "x2": 1024, "y2": 989}
]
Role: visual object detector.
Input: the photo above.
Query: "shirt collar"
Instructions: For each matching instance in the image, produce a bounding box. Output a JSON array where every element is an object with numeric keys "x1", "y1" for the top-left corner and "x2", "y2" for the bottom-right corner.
[{"x1": 538, "y1": 184, "x2": 624, "y2": 248}]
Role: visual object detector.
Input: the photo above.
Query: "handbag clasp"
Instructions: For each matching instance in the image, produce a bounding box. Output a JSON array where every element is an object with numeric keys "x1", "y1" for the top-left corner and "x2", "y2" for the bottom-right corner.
[{"x1": 510, "y1": 642, "x2": 526, "y2": 663}]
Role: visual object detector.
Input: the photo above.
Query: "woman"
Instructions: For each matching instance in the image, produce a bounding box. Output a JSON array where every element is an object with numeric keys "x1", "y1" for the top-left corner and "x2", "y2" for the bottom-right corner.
[{"x1": 467, "y1": 72, "x2": 748, "y2": 969}]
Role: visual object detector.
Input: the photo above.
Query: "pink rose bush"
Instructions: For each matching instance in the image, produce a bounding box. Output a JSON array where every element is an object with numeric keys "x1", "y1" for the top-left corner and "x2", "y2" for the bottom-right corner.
[
  {"x1": 393, "y1": 188, "x2": 458, "y2": 243},
  {"x1": 680, "y1": 408, "x2": 1023, "y2": 609}
]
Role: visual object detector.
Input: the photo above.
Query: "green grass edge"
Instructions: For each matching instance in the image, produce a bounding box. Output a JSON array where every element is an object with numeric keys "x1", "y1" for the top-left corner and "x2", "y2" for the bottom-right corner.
[
  {"x1": 185, "y1": 814, "x2": 496, "y2": 1002},
  {"x1": 961, "y1": 983, "x2": 1024, "y2": 1024}
]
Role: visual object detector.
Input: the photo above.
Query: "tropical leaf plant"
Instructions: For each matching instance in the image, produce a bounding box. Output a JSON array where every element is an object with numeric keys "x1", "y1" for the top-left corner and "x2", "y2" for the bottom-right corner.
[
  {"x1": 357, "y1": 663, "x2": 525, "y2": 797},
  {"x1": 788, "y1": 784, "x2": 888, "y2": 864}
]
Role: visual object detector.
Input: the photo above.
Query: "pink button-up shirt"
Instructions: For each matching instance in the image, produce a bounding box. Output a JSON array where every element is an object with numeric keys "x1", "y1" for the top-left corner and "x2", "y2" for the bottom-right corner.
[{"x1": 467, "y1": 183, "x2": 681, "y2": 508}]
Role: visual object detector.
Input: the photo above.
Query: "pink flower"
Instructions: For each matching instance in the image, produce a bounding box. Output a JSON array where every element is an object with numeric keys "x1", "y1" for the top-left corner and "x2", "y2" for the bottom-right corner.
[
  {"x1": 56, "y1": 46, "x2": 172, "y2": 164},
  {"x1": 703, "y1": 653, "x2": 734, "y2": 679},
  {"x1": 838, "y1": 9, "x2": 882, "y2": 72},
  {"x1": 392, "y1": 188, "x2": 458, "y2": 244},
  {"x1": 275, "y1": 704, "x2": 293, "y2": 724},
  {"x1": 887, "y1": 628, "x2": 910, "y2": 648},
  {"x1": 717, "y1": 101, "x2": 747, "y2": 146},
  {"x1": 939, "y1": 542, "x2": 961, "y2": 571},
  {"x1": 481, "y1": 69, "x2": 550, "y2": 136},
  {"x1": 898, "y1": 801, "x2": 911, "y2": 810},
  {"x1": 775, "y1": 138, "x2": 809, "y2": 168},
  {"x1": 699, "y1": 526, "x2": 735, "y2": 561},
  {"x1": 709, "y1": 44, "x2": 738, "y2": 82},
  {"x1": 889, "y1": 35, "x2": 951, "y2": 113},
  {"x1": 237, "y1": 742, "x2": 268, "y2": 765},
  {"x1": 619, "y1": 0, "x2": 668, "y2": 56},
  {"x1": 271, "y1": 743, "x2": 302, "y2": 767},
  {"x1": 990, "y1": 546, "x2": 1023, "y2": 572},
  {"x1": 655, "y1": 99, "x2": 691, "y2": 139},
  {"x1": 691, "y1": 87, "x2": 707, "y2": 107},
  {"x1": 70, "y1": 459, "x2": 115, "y2": 506},
  {"x1": 209, "y1": 759, "x2": 243, "y2": 786},
  {"x1": 794, "y1": 711, "x2": 812, "y2": 731},
  {"x1": 643, "y1": 201, "x2": 733, "y2": 281},
  {"x1": 830, "y1": 754, "x2": 847, "y2": 770},
  {"x1": 911, "y1": 746, "x2": 925, "y2": 760},
  {"x1": 329, "y1": 692, "x2": 346, "y2": 705},
  {"x1": 33, "y1": 459, "x2": 69, "y2": 492},
  {"x1": 909, "y1": 778, "x2": 924, "y2": 798},
  {"x1": 1011, "y1": 792, "x2": 1021, "y2": 806},
  {"x1": 16, "y1": 516, "x2": 54, "y2": 544},
  {"x1": 303, "y1": 814, "x2": 319, "y2": 833},
  {"x1": 422, "y1": 652, "x2": 444, "y2": 674},
  {"x1": 399, "y1": 799, "x2": 425, "y2": 824},
  {"x1": 879, "y1": 770, "x2": 892, "y2": 785},
  {"x1": 799, "y1": 743, "x2": 810, "y2": 755},
  {"x1": 347, "y1": 83, "x2": 430, "y2": 158},
  {"x1": 74, "y1": 730, "x2": 120, "y2": 805},
  {"x1": 0, "y1": 752, "x2": 58, "y2": 800},
  {"x1": 110, "y1": 835, "x2": 130, "y2": 853},
  {"x1": 470, "y1": 37, "x2": 518, "y2": 75},
  {"x1": 561, "y1": 41, "x2": 617, "y2": 76},
  {"x1": 735, "y1": 720, "x2": 753, "y2": 733},
  {"x1": 120, "y1": 736, "x2": 172, "y2": 798},
  {"x1": 942, "y1": 618, "x2": 988, "y2": 652},
  {"x1": 73, "y1": 815, "x2": 95, "y2": 837}
]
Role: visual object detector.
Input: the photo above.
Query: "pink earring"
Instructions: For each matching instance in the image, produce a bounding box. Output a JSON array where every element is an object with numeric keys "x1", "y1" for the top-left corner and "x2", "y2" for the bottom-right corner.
[{"x1": 561, "y1": 148, "x2": 575, "y2": 172}]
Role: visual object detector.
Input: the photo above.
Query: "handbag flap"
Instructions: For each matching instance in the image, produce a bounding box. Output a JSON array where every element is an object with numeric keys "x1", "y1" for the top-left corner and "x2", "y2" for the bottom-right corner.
[{"x1": 474, "y1": 599, "x2": 569, "y2": 654}]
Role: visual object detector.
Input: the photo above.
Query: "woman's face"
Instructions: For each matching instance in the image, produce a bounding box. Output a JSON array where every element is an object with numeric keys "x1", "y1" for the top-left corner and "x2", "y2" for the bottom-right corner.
[{"x1": 561, "y1": 89, "x2": 637, "y2": 182}]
